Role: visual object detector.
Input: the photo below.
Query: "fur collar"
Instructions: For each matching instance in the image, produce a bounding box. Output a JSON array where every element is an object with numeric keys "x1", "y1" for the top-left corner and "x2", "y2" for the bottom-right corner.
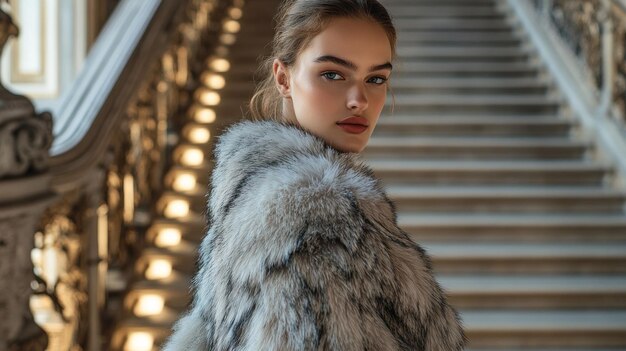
[{"x1": 164, "y1": 118, "x2": 466, "y2": 351}]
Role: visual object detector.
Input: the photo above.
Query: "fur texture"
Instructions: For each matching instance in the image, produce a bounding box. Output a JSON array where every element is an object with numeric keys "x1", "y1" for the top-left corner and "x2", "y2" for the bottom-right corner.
[{"x1": 163, "y1": 120, "x2": 466, "y2": 350}]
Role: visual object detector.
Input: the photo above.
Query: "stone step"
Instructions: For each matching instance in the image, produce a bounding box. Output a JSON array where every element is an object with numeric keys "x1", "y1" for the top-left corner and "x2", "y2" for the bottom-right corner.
[
  {"x1": 388, "y1": 6, "x2": 507, "y2": 18},
  {"x1": 468, "y1": 349, "x2": 626, "y2": 351},
  {"x1": 399, "y1": 213, "x2": 626, "y2": 243},
  {"x1": 397, "y1": 30, "x2": 524, "y2": 42},
  {"x1": 364, "y1": 136, "x2": 589, "y2": 160},
  {"x1": 373, "y1": 115, "x2": 574, "y2": 137},
  {"x1": 388, "y1": 95, "x2": 561, "y2": 114},
  {"x1": 441, "y1": 275, "x2": 626, "y2": 309},
  {"x1": 394, "y1": 61, "x2": 540, "y2": 77},
  {"x1": 150, "y1": 216, "x2": 205, "y2": 243},
  {"x1": 425, "y1": 241, "x2": 626, "y2": 275},
  {"x1": 382, "y1": 0, "x2": 496, "y2": 4},
  {"x1": 397, "y1": 46, "x2": 533, "y2": 58},
  {"x1": 368, "y1": 159, "x2": 610, "y2": 186},
  {"x1": 385, "y1": 185, "x2": 625, "y2": 213},
  {"x1": 397, "y1": 21, "x2": 517, "y2": 32},
  {"x1": 137, "y1": 240, "x2": 198, "y2": 273},
  {"x1": 462, "y1": 309, "x2": 626, "y2": 348},
  {"x1": 390, "y1": 77, "x2": 550, "y2": 94}
]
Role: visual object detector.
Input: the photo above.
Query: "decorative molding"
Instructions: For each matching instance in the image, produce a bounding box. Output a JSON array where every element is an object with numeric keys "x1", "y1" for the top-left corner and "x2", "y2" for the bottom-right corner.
[
  {"x1": 2, "y1": 0, "x2": 59, "y2": 99},
  {"x1": 0, "y1": 107, "x2": 53, "y2": 178},
  {"x1": 10, "y1": 0, "x2": 47, "y2": 83},
  {"x1": 0, "y1": 2, "x2": 53, "y2": 179}
]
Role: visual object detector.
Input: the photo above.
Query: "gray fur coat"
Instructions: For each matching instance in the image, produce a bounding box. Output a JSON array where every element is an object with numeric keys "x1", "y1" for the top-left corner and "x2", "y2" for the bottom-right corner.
[{"x1": 163, "y1": 119, "x2": 466, "y2": 350}]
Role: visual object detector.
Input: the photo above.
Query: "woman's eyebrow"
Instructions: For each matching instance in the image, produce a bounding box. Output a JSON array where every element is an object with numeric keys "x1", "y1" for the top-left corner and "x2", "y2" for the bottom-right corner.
[{"x1": 313, "y1": 55, "x2": 393, "y2": 72}]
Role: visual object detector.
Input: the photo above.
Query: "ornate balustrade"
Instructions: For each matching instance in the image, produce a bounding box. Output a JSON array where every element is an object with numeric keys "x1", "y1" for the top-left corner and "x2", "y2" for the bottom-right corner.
[
  {"x1": 531, "y1": 0, "x2": 626, "y2": 123},
  {"x1": 0, "y1": 0, "x2": 242, "y2": 349}
]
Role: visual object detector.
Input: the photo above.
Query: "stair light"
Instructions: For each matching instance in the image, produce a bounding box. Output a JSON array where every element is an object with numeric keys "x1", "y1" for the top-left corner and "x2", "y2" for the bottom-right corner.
[
  {"x1": 229, "y1": 7, "x2": 242, "y2": 20},
  {"x1": 134, "y1": 294, "x2": 165, "y2": 316},
  {"x1": 172, "y1": 173, "x2": 197, "y2": 192},
  {"x1": 124, "y1": 332, "x2": 153, "y2": 351},
  {"x1": 180, "y1": 148, "x2": 204, "y2": 167},
  {"x1": 145, "y1": 259, "x2": 173, "y2": 280},
  {"x1": 210, "y1": 58, "x2": 230, "y2": 72},
  {"x1": 187, "y1": 126, "x2": 211, "y2": 144},
  {"x1": 202, "y1": 72, "x2": 225, "y2": 90},
  {"x1": 223, "y1": 20, "x2": 240, "y2": 33},
  {"x1": 193, "y1": 107, "x2": 216, "y2": 123},
  {"x1": 220, "y1": 33, "x2": 237, "y2": 45},
  {"x1": 198, "y1": 89, "x2": 221, "y2": 106},
  {"x1": 164, "y1": 199, "x2": 189, "y2": 218},
  {"x1": 155, "y1": 228, "x2": 182, "y2": 248}
]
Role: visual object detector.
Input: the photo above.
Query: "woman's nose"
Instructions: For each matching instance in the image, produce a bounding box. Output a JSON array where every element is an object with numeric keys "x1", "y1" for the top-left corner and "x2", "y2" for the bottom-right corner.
[{"x1": 347, "y1": 84, "x2": 368, "y2": 112}]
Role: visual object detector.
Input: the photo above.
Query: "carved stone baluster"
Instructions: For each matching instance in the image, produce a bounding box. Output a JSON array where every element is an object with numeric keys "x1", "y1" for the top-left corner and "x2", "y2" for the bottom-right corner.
[{"x1": 0, "y1": 5, "x2": 55, "y2": 351}]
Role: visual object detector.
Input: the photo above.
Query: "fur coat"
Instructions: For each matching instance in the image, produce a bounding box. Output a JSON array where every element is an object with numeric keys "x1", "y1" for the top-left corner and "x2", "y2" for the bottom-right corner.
[{"x1": 163, "y1": 119, "x2": 466, "y2": 350}]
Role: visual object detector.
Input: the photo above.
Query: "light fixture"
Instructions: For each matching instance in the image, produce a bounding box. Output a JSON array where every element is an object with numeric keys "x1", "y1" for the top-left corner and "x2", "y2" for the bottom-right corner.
[
  {"x1": 134, "y1": 294, "x2": 165, "y2": 316},
  {"x1": 180, "y1": 148, "x2": 204, "y2": 167},
  {"x1": 193, "y1": 107, "x2": 216, "y2": 123},
  {"x1": 145, "y1": 259, "x2": 173, "y2": 280},
  {"x1": 220, "y1": 33, "x2": 237, "y2": 45},
  {"x1": 187, "y1": 126, "x2": 211, "y2": 144},
  {"x1": 229, "y1": 7, "x2": 243, "y2": 20},
  {"x1": 198, "y1": 89, "x2": 221, "y2": 106},
  {"x1": 155, "y1": 228, "x2": 182, "y2": 248},
  {"x1": 164, "y1": 199, "x2": 190, "y2": 218},
  {"x1": 124, "y1": 332, "x2": 154, "y2": 351},
  {"x1": 202, "y1": 72, "x2": 225, "y2": 90},
  {"x1": 209, "y1": 58, "x2": 230, "y2": 72},
  {"x1": 172, "y1": 173, "x2": 197, "y2": 192},
  {"x1": 223, "y1": 20, "x2": 240, "y2": 33}
]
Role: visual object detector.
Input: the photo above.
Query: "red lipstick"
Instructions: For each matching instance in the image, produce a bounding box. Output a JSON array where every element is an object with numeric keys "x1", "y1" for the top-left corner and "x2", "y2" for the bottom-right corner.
[{"x1": 336, "y1": 116, "x2": 369, "y2": 134}]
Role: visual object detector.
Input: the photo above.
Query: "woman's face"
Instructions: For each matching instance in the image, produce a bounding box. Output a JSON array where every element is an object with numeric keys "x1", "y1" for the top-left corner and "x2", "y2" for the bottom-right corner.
[{"x1": 274, "y1": 17, "x2": 393, "y2": 153}]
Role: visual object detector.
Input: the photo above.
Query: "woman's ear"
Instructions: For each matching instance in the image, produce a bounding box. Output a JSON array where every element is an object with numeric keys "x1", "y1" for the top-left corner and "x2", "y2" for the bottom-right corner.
[{"x1": 273, "y1": 59, "x2": 291, "y2": 98}]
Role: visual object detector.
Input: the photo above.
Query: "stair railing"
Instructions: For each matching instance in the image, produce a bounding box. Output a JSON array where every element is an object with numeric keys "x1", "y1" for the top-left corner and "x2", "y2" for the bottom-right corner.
[
  {"x1": 510, "y1": 0, "x2": 626, "y2": 186},
  {"x1": 0, "y1": 0, "x2": 237, "y2": 349}
]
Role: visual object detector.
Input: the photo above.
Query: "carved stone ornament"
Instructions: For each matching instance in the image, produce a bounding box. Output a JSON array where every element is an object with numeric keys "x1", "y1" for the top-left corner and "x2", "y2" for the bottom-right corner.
[
  {"x1": 0, "y1": 6, "x2": 53, "y2": 180},
  {"x1": 0, "y1": 3, "x2": 52, "y2": 350}
]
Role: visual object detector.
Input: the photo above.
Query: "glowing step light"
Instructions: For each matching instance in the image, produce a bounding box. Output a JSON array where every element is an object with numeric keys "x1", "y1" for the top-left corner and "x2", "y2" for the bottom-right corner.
[
  {"x1": 186, "y1": 126, "x2": 211, "y2": 144},
  {"x1": 223, "y1": 20, "x2": 240, "y2": 33},
  {"x1": 229, "y1": 7, "x2": 242, "y2": 20},
  {"x1": 197, "y1": 89, "x2": 221, "y2": 106},
  {"x1": 145, "y1": 259, "x2": 173, "y2": 280},
  {"x1": 192, "y1": 106, "x2": 216, "y2": 124},
  {"x1": 172, "y1": 173, "x2": 197, "y2": 192},
  {"x1": 124, "y1": 332, "x2": 153, "y2": 351},
  {"x1": 209, "y1": 57, "x2": 230, "y2": 72},
  {"x1": 134, "y1": 294, "x2": 165, "y2": 317},
  {"x1": 202, "y1": 72, "x2": 225, "y2": 90},
  {"x1": 164, "y1": 199, "x2": 189, "y2": 218},
  {"x1": 155, "y1": 228, "x2": 182, "y2": 248},
  {"x1": 180, "y1": 148, "x2": 204, "y2": 167}
]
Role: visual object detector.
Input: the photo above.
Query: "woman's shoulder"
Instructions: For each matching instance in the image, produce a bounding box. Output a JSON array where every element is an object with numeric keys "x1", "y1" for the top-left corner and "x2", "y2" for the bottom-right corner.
[{"x1": 208, "y1": 118, "x2": 394, "y2": 224}]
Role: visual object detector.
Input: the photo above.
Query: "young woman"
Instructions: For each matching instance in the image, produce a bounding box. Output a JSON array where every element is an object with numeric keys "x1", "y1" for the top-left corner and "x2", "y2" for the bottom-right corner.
[{"x1": 163, "y1": 0, "x2": 466, "y2": 349}]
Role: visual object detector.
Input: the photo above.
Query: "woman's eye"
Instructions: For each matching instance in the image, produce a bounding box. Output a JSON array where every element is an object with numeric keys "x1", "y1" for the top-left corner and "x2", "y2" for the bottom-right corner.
[
  {"x1": 369, "y1": 76, "x2": 388, "y2": 85},
  {"x1": 322, "y1": 72, "x2": 343, "y2": 80}
]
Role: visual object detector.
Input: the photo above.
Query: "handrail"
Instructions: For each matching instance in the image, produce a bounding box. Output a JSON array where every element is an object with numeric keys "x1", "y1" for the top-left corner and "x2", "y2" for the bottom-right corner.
[
  {"x1": 50, "y1": 0, "x2": 160, "y2": 156},
  {"x1": 49, "y1": 0, "x2": 187, "y2": 193},
  {"x1": 508, "y1": 0, "x2": 626, "y2": 186}
]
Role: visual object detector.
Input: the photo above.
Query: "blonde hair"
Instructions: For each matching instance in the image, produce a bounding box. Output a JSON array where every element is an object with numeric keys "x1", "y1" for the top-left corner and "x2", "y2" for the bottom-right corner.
[{"x1": 247, "y1": 0, "x2": 397, "y2": 121}]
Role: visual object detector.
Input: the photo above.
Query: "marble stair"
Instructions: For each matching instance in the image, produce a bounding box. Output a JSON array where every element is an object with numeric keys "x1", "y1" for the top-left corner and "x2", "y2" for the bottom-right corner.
[{"x1": 115, "y1": 0, "x2": 626, "y2": 349}]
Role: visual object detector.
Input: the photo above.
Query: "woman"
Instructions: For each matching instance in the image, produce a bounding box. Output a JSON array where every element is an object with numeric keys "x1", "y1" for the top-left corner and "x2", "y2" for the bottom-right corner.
[{"x1": 163, "y1": 0, "x2": 466, "y2": 349}]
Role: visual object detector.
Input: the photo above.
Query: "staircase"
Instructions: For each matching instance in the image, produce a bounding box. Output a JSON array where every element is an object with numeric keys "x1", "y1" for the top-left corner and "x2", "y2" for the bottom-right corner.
[
  {"x1": 116, "y1": 0, "x2": 626, "y2": 349},
  {"x1": 369, "y1": 0, "x2": 626, "y2": 349}
]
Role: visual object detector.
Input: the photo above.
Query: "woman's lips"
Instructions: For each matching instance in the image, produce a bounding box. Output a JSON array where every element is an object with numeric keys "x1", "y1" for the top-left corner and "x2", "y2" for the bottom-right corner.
[{"x1": 337, "y1": 123, "x2": 368, "y2": 134}]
